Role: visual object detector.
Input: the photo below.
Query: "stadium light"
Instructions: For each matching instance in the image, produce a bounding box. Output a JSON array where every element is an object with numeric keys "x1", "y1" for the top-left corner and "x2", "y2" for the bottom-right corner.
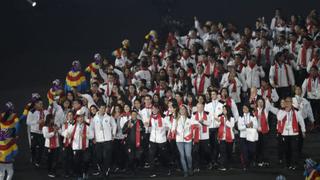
[{"x1": 26, "y1": 0, "x2": 37, "y2": 7}]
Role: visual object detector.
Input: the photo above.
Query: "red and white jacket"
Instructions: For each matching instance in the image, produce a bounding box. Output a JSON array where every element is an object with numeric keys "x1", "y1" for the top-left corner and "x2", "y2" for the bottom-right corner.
[
  {"x1": 43, "y1": 126, "x2": 60, "y2": 149},
  {"x1": 67, "y1": 122, "x2": 94, "y2": 150},
  {"x1": 215, "y1": 115, "x2": 235, "y2": 142},
  {"x1": 276, "y1": 109, "x2": 306, "y2": 136},
  {"x1": 191, "y1": 111, "x2": 212, "y2": 140},
  {"x1": 192, "y1": 74, "x2": 210, "y2": 95},
  {"x1": 172, "y1": 116, "x2": 200, "y2": 143}
]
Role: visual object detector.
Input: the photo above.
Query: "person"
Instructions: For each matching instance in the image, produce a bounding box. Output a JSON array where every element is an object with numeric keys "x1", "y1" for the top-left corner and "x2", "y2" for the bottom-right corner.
[
  {"x1": 42, "y1": 114, "x2": 60, "y2": 178},
  {"x1": 172, "y1": 104, "x2": 200, "y2": 177},
  {"x1": 242, "y1": 57, "x2": 265, "y2": 90},
  {"x1": 292, "y1": 86, "x2": 314, "y2": 156},
  {"x1": 302, "y1": 66, "x2": 320, "y2": 129},
  {"x1": 111, "y1": 104, "x2": 127, "y2": 172},
  {"x1": 147, "y1": 103, "x2": 172, "y2": 178},
  {"x1": 67, "y1": 109, "x2": 94, "y2": 179},
  {"x1": 65, "y1": 60, "x2": 87, "y2": 93},
  {"x1": 192, "y1": 64, "x2": 211, "y2": 95},
  {"x1": 122, "y1": 109, "x2": 146, "y2": 174},
  {"x1": 191, "y1": 103, "x2": 213, "y2": 171},
  {"x1": 26, "y1": 98, "x2": 48, "y2": 167},
  {"x1": 204, "y1": 89, "x2": 223, "y2": 167},
  {"x1": 215, "y1": 105, "x2": 235, "y2": 171},
  {"x1": 91, "y1": 102, "x2": 116, "y2": 177},
  {"x1": 238, "y1": 104, "x2": 258, "y2": 171},
  {"x1": 0, "y1": 102, "x2": 19, "y2": 180},
  {"x1": 277, "y1": 96, "x2": 306, "y2": 170},
  {"x1": 60, "y1": 110, "x2": 74, "y2": 178},
  {"x1": 254, "y1": 97, "x2": 278, "y2": 167},
  {"x1": 269, "y1": 52, "x2": 295, "y2": 98}
]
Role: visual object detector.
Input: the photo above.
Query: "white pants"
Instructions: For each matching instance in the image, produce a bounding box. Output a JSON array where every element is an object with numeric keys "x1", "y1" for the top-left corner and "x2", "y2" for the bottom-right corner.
[{"x1": 0, "y1": 163, "x2": 13, "y2": 180}]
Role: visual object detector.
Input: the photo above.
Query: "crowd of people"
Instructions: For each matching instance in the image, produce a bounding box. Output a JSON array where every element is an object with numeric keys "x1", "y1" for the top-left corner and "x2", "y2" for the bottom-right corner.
[{"x1": 2, "y1": 8, "x2": 320, "y2": 180}]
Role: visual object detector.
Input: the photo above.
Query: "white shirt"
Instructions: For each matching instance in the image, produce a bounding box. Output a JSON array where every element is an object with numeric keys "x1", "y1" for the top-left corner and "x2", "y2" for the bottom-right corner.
[
  {"x1": 204, "y1": 100, "x2": 224, "y2": 128},
  {"x1": 133, "y1": 70, "x2": 152, "y2": 88},
  {"x1": 302, "y1": 77, "x2": 320, "y2": 99},
  {"x1": 243, "y1": 65, "x2": 265, "y2": 89},
  {"x1": 42, "y1": 126, "x2": 60, "y2": 148},
  {"x1": 172, "y1": 116, "x2": 200, "y2": 143},
  {"x1": 140, "y1": 107, "x2": 152, "y2": 133},
  {"x1": 257, "y1": 87, "x2": 279, "y2": 103},
  {"x1": 292, "y1": 95, "x2": 314, "y2": 122},
  {"x1": 237, "y1": 113, "x2": 258, "y2": 141},
  {"x1": 149, "y1": 115, "x2": 171, "y2": 143},
  {"x1": 191, "y1": 74, "x2": 210, "y2": 95},
  {"x1": 26, "y1": 110, "x2": 49, "y2": 134},
  {"x1": 67, "y1": 122, "x2": 94, "y2": 150},
  {"x1": 92, "y1": 113, "x2": 117, "y2": 143},
  {"x1": 269, "y1": 63, "x2": 295, "y2": 88},
  {"x1": 191, "y1": 112, "x2": 212, "y2": 140},
  {"x1": 277, "y1": 109, "x2": 306, "y2": 136},
  {"x1": 214, "y1": 116, "x2": 235, "y2": 141},
  {"x1": 297, "y1": 47, "x2": 313, "y2": 69}
]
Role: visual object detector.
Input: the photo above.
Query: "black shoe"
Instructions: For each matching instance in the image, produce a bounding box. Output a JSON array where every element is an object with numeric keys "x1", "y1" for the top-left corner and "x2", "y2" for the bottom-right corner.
[{"x1": 207, "y1": 163, "x2": 213, "y2": 170}]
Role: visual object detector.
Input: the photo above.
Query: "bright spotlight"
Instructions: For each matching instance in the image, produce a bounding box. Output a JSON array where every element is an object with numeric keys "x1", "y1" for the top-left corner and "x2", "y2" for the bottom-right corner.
[{"x1": 27, "y1": 0, "x2": 37, "y2": 7}]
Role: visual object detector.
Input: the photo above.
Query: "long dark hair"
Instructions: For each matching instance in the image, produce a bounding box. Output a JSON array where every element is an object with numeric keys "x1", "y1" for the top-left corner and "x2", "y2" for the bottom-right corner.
[{"x1": 44, "y1": 114, "x2": 54, "y2": 127}]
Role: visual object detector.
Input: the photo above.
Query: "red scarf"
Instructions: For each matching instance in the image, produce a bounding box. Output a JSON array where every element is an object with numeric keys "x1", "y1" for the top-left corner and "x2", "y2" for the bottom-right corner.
[
  {"x1": 230, "y1": 79, "x2": 237, "y2": 92},
  {"x1": 307, "y1": 75, "x2": 320, "y2": 92},
  {"x1": 71, "y1": 123, "x2": 87, "y2": 150},
  {"x1": 257, "y1": 47, "x2": 270, "y2": 65},
  {"x1": 213, "y1": 67, "x2": 219, "y2": 78},
  {"x1": 301, "y1": 46, "x2": 308, "y2": 67},
  {"x1": 194, "y1": 74, "x2": 206, "y2": 94},
  {"x1": 150, "y1": 113, "x2": 162, "y2": 127},
  {"x1": 312, "y1": 58, "x2": 319, "y2": 66},
  {"x1": 291, "y1": 41, "x2": 296, "y2": 53},
  {"x1": 64, "y1": 122, "x2": 70, "y2": 147},
  {"x1": 167, "y1": 115, "x2": 176, "y2": 140},
  {"x1": 39, "y1": 110, "x2": 45, "y2": 130},
  {"x1": 218, "y1": 116, "x2": 233, "y2": 142},
  {"x1": 274, "y1": 63, "x2": 289, "y2": 86},
  {"x1": 278, "y1": 110, "x2": 299, "y2": 134},
  {"x1": 261, "y1": 87, "x2": 272, "y2": 99},
  {"x1": 48, "y1": 126, "x2": 58, "y2": 149},
  {"x1": 184, "y1": 124, "x2": 200, "y2": 143},
  {"x1": 255, "y1": 110, "x2": 269, "y2": 134},
  {"x1": 135, "y1": 120, "x2": 141, "y2": 148},
  {"x1": 248, "y1": 62, "x2": 255, "y2": 69},
  {"x1": 195, "y1": 112, "x2": 208, "y2": 133},
  {"x1": 226, "y1": 97, "x2": 232, "y2": 108}
]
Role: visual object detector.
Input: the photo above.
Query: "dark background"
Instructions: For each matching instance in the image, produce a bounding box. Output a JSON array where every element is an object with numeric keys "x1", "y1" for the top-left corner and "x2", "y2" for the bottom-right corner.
[
  {"x1": 2, "y1": 0, "x2": 320, "y2": 106},
  {"x1": 1, "y1": 0, "x2": 320, "y2": 179}
]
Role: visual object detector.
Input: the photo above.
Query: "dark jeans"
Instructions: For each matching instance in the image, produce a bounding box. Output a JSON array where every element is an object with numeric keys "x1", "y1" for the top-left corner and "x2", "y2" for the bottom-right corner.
[
  {"x1": 112, "y1": 139, "x2": 126, "y2": 169},
  {"x1": 194, "y1": 139, "x2": 211, "y2": 168},
  {"x1": 73, "y1": 149, "x2": 90, "y2": 177},
  {"x1": 62, "y1": 146, "x2": 73, "y2": 175},
  {"x1": 46, "y1": 148, "x2": 59, "y2": 174},
  {"x1": 219, "y1": 141, "x2": 233, "y2": 168},
  {"x1": 148, "y1": 142, "x2": 170, "y2": 170},
  {"x1": 209, "y1": 128, "x2": 219, "y2": 164},
  {"x1": 283, "y1": 135, "x2": 299, "y2": 167},
  {"x1": 30, "y1": 133, "x2": 44, "y2": 164},
  {"x1": 96, "y1": 141, "x2": 113, "y2": 173},
  {"x1": 126, "y1": 144, "x2": 144, "y2": 171},
  {"x1": 239, "y1": 138, "x2": 256, "y2": 168},
  {"x1": 277, "y1": 133, "x2": 284, "y2": 162},
  {"x1": 256, "y1": 132, "x2": 269, "y2": 163}
]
